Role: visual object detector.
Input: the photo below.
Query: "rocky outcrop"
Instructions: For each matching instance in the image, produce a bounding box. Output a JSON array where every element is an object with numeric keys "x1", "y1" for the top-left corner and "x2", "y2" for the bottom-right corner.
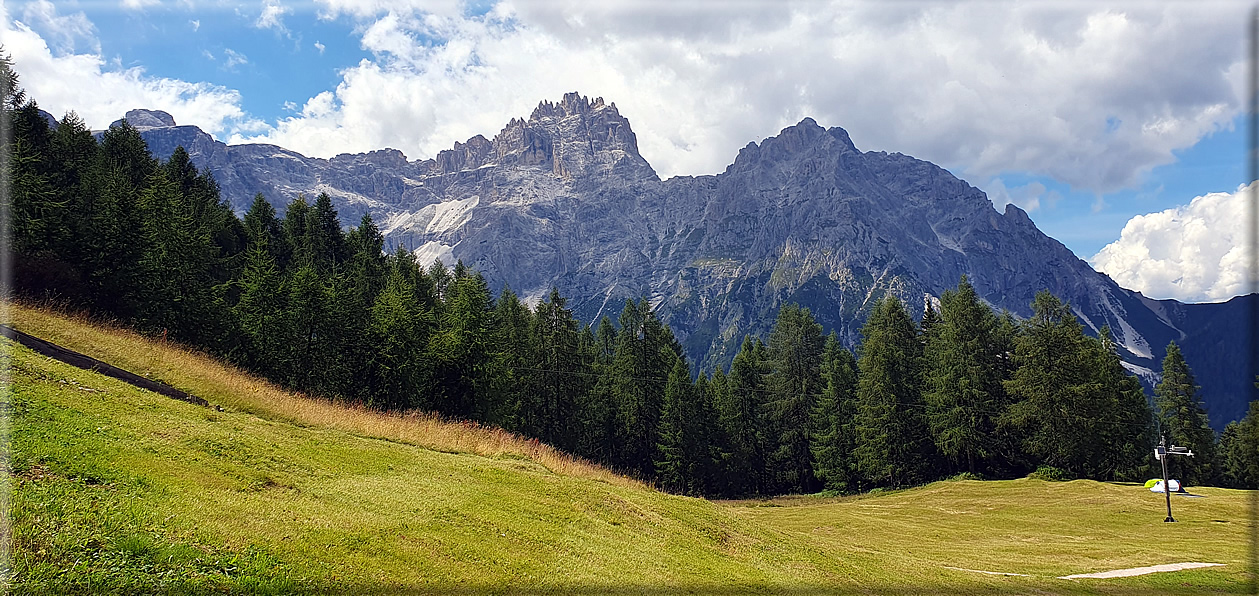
[
  {"x1": 126, "y1": 93, "x2": 1252, "y2": 429},
  {"x1": 113, "y1": 109, "x2": 176, "y2": 129}
]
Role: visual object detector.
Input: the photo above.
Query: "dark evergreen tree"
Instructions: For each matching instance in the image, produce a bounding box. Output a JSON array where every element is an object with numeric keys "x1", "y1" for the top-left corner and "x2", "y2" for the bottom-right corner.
[
  {"x1": 487, "y1": 287, "x2": 536, "y2": 430},
  {"x1": 232, "y1": 244, "x2": 287, "y2": 376},
  {"x1": 1219, "y1": 401, "x2": 1259, "y2": 488},
  {"x1": 309, "y1": 192, "x2": 349, "y2": 273},
  {"x1": 923, "y1": 276, "x2": 1006, "y2": 476},
  {"x1": 719, "y1": 336, "x2": 769, "y2": 496},
  {"x1": 656, "y1": 356, "x2": 706, "y2": 495},
  {"x1": 1092, "y1": 328, "x2": 1157, "y2": 481},
  {"x1": 369, "y1": 254, "x2": 434, "y2": 410},
  {"x1": 243, "y1": 194, "x2": 288, "y2": 265},
  {"x1": 135, "y1": 168, "x2": 224, "y2": 346},
  {"x1": 1003, "y1": 292, "x2": 1153, "y2": 480},
  {"x1": 609, "y1": 299, "x2": 677, "y2": 477},
  {"x1": 83, "y1": 122, "x2": 152, "y2": 317},
  {"x1": 1154, "y1": 341, "x2": 1216, "y2": 485},
  {"x1": 530, "y1": 287, "x2": 585, "y2": 449},
  {"x1": 428, "y1": 267, "x2": 493, "y2": 418},
  {"x1": 810, "y1": 333, "x2": 858, "y2": 492},
  {"x1": 576, "y1": 316, "x2": 620, "y2": 463},
  {"x1": 854, "y1": 295, "x2": 933, "y2": 488},
  {"x1": 283, "y1": 195, "x2": 312, "y2": 270},
  {"x1": 764, "y1": 303, "x2": 825, "y2": 494},
  {"x1": 282, "y1": 264, "x2": 334, "y2": 393}
]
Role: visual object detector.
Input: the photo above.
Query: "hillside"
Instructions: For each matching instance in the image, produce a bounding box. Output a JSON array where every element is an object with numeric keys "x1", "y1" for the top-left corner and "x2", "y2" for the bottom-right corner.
[{"x1": 5, "y1": 304, "x2": 1250, "y2": 594}]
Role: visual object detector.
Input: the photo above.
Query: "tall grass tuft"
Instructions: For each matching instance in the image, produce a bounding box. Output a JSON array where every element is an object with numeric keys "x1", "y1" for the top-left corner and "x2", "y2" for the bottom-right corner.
[{"x1": 6, "y1": 301, "x2": 642, "y2": 489}]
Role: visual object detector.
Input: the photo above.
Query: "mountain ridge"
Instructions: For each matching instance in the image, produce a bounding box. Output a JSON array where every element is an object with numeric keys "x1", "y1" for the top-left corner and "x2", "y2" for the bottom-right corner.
[{"x1": 112, "y1": 96, "x2": 1253, "y2": 429}]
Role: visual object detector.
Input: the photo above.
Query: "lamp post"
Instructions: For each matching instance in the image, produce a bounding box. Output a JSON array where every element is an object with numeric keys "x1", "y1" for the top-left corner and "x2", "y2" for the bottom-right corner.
[{"x1": 1154, "y1": 435, "x2": 1195, "y2": 523}]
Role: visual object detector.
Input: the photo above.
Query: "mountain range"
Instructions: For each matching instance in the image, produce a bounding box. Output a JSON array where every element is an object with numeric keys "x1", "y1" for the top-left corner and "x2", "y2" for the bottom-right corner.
[{"x1": 109, "y1": 95, "x2": 1253, "y2": 430}]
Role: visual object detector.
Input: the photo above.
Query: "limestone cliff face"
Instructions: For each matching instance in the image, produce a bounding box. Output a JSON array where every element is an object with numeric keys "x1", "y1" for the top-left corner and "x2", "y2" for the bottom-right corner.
[{"x1": 124, "y1": 96, "x2": 1251, "y2": 429}]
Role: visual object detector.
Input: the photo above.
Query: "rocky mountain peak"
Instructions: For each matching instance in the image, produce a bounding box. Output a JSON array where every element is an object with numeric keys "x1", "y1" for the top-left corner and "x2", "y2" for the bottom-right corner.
[
  {"x1": 113, "y1": 109, "x2": 177, "y2": 129},
  {"x1": 529, "y1": 92, "x2": 613, "y2": 121},
  {"x1": 727, "y1": 118, "x2": 860, "y2": 174},
  {"x1": 425, "y1": 91, "x2": 655, "y2": 181},
  {"x1": 331, "y1": 148, "x2": 410, "y2": 169}
]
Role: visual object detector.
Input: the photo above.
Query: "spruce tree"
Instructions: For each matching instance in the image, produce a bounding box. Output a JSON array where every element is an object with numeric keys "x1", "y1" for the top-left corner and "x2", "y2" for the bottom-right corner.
[
  {"x1": 244, "y1": 194, "x2": 288, "y2": 265},
  {"x1": 283, "y1": 264, "x2": 333, "y2": 393},
  {"x1": 1003, "y1": 292, "x2": 1152, "y2": 480},
  {"x1": 531, "y1": 287, "x2": 585, "y2": 450},
  {"x1": 1219, "y1": 401, "x2": 1259, "y2": 488},
  {"x1": 431, "y1": 267, "x2": 493, "y2": 419},
  {"x1": 764, "y1": 304, "x2": 825, "y2": 494},
  {"x1": 923, "y1": 276, "x2": 1005, "y2": 476},
  {"x1": 609, "y1": 299, "x2": 676, "y2": 477},
  {"x1": 309, "y1": 192, "x2": 348, "y2": 273},
  {"x1": 854, "y1": 295, "x2": 933, "y2": 488},
  {"x1": 283, "y1": 195, "x2": 312, "y2": 270},
  {"x1": 576, "y1": 316, "x2": 620, "y2": 463},
  {"x1": 1092, "y1": 328, "x2": 1156, "y2": 481},
  {"x1": 487, "y1": 287, "x2": 536, "y2": 431},
  {"x1": 1155, "y1": 341, "x2": 1216, "y2": 485},
  {"x1": 656, "y1": 356, "x2": 704, "y2": 494},
  {"x1": 233, "y1": 244, "x2": 286, "y2": 377},
  {"x1": 720, "y1": 336, "x2": 769, "y2": 496},
  {"x1": 810, "y1": 333, "x2": 858, "y2": 492},
  {"x1": 369, "y1": 257, "x2": 433, "y2": 410}
]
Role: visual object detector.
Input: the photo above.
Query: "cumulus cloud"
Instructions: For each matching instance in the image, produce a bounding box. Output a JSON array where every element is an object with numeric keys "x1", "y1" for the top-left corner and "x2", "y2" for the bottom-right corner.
[
  {"x1": 1091, "y1": 183, "x2": 1249, "y2": 303},
  {"x1": 223, "y1": 1, "x2": 1245, "y2": 191},
  {"x1": 5, "y1": 1, "x2": 1248, "y2": 197},
  {"x1": 2, "y1": 4, "x2": 257, "y2": 137},
  {"x1": 314, "y1": 40, "x2": 326, "y2": 54}
]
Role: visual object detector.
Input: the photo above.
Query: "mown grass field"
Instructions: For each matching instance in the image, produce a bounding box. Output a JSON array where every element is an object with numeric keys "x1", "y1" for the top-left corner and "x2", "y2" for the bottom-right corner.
[{"x1": 5, "y1": 302, "x2": 1254, "y2": 594}]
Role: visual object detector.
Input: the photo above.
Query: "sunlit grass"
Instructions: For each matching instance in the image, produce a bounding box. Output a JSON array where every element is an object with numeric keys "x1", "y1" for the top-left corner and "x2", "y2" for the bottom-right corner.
[
  {"x1": 5, "y1": 301, "x2": 637, "y2": 489},
  {"x1": 5, "y1": 302, "x2": 1252, "y2": 594}
]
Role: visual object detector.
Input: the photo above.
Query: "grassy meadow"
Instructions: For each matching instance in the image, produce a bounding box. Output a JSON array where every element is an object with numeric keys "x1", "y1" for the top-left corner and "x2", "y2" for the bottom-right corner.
[{"x1": 4, "y1": 302, "x2": 1253, "y2": 594}]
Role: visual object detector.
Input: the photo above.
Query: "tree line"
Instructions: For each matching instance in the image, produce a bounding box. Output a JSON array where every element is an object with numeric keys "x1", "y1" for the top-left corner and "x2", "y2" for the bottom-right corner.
[{"x1": 5, "y1": 60, "x2": 1254, "y2": 496}]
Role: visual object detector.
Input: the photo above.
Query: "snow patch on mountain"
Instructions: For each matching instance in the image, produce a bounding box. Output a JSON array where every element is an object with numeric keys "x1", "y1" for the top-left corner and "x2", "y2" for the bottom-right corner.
[
  {"x1": 1120, "y1": 361, "x2": 1161, "y2": 387},
  {"x1": 414, "y1": 241, "x2": 455, "y2": 268},
  {"x1": 427, "y1": 196, "x2": 479, "y2": 234},
  {"x1": 1101, "y1": 291, "x2": 1153, "y2": 359}
]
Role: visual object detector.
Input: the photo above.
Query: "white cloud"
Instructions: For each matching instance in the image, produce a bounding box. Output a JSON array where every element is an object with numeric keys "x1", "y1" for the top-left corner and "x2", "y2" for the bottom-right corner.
[
  {"x1": 314, "y1": 40, "x2": 326, "y2": 54},
  {"x1": 1091, "y1": 183, "x2": 1249, "y2": 303},
  {"x1": 190, "y1": 19, "x2": 200, "y2": 31},
  {"x1": 2, "y1": 4, "x2": 258, "y2": 138},
  {"x1": 225, "y1": 1, "x2": 1244, "y2": 192},
  {"x1": 121, "y1": 0, "x2": 160, "y2": 10},
  {"x1": 983, "y1": 178, "x2": 1061, "y2": 213},
  {"x1": 223, "y1": 48, "x2": 248, "y2": 69},
  {"x1": 4, "y1": 1, "x2": 1248, "y2": 199},
  {"x1": 19, "y1": 0, "x2": 99, "y2": 55},
  {"x1": 256, "y1": 0, "x2": 291, "y2": 33}
]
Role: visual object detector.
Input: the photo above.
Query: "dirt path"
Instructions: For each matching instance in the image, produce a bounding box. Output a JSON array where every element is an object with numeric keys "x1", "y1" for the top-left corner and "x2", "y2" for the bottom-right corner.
[
  {"x1": 1059, "y1": 562, "x2": 1224, "y2": 579},
  {"x1": 1, "y1": 323, "x2": 209, "y2": 407}
]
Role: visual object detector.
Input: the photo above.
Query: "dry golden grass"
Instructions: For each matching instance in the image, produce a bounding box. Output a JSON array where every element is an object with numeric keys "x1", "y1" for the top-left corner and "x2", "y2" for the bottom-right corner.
[{"x1": 5, "y1": 300, "x2": 642, "y2": 490}]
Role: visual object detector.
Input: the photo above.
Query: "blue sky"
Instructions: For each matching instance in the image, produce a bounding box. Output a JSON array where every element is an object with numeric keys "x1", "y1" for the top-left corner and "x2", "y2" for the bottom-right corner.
[{"x1": 3, "y1": 0, "x2": 1249, "y2": 303}]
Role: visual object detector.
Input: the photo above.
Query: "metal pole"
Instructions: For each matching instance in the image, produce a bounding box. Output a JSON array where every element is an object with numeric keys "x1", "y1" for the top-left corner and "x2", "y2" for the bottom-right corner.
[{"x1": 1161, "y1": 437, "x2": 1175, "y2": 523}]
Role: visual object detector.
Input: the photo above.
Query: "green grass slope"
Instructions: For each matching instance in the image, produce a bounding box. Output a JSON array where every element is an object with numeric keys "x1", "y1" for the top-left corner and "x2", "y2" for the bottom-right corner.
[{"x1": 5, "y1": 305, "x2": 1253, "y2": 594}]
